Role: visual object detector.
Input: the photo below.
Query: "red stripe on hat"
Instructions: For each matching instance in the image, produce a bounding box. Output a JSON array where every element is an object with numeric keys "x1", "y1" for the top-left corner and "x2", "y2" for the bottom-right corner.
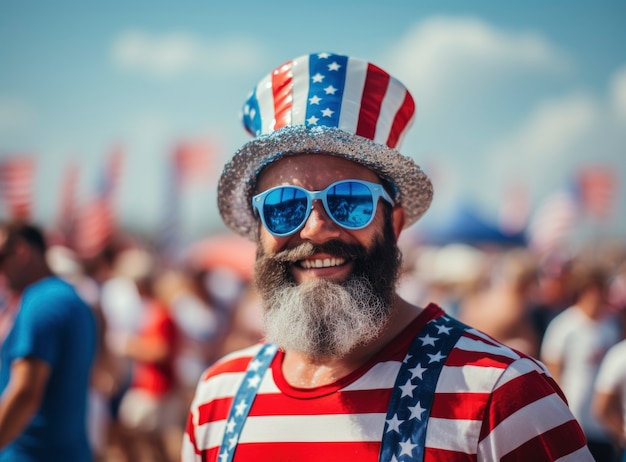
[
  {"x1": 272, "y1": 61, "x2": 294, "y2": 130},
  {"x1": 386, "y1": 90, "x2": 415, "y2": 148},
  {"x1": 356, "y1": 63, "x2": 389, "y2": 141}
]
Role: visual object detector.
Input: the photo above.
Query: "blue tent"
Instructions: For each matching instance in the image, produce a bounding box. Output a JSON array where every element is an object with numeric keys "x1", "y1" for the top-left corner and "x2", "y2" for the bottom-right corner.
[{"x1": 417, "y1": 202, "x2": 527, "y2": 247}]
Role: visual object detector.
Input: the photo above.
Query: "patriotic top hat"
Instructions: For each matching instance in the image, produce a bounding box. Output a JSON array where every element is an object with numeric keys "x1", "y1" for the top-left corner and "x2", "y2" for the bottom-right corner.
[{"x1": 218, "y1": 52, "x2": 433, "y2": 240}]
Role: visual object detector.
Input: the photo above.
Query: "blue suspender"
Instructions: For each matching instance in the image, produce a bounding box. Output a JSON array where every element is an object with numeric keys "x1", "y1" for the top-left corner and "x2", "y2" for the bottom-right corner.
[
  {"x1": 218, "y1": 343, "x2": 278, "y2": 462},
  {"x1": 218, "y1": 316, "x2": 466, "y2": 462},
  {"x1": 379, "y1": 315, "x2": 466, "y2": 462}
]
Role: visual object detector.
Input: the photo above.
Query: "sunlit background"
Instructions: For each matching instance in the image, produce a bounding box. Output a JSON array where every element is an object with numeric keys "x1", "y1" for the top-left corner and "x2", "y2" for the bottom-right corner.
[{"x1": 1, "y1": 1, "x2": 625, "y2": 258}]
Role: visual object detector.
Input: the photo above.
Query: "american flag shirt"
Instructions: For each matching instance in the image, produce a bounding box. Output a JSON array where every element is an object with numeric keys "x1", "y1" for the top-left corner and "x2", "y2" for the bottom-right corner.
[{"x1": 182, "y1": 304, "x2": 592, "y2": 461}]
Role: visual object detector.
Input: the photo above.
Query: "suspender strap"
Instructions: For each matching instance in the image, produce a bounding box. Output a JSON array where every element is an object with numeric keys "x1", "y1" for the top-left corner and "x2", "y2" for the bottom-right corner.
[
  {"x1": 218, "y1": 343, "x2": 278, "y2": 462},
  {"x1": 379, "y1": 315, "x2": 467, "y2": 462},
  {"x1": 218, "y1": 315, "x2": 467, "y2": 462}
]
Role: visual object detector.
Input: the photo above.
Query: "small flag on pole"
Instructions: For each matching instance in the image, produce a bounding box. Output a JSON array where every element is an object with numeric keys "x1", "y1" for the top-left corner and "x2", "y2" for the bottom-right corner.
[{"x1": 0, "y1": 155, "x2": 35, "y2": 221}]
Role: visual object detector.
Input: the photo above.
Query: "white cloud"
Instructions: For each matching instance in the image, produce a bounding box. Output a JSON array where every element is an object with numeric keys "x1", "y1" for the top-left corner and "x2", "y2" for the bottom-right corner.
[
  {"x1": 384, "y1": 16, "x2": 571, "y2": 102},
  {"x1": 610, "y1": 65, "x2": 626, "y2": 120},
  {"x1": 489, "y1": 92, "x2": 598, "y2": 171},
  {"x1": 111, "y1": 30, "x2": 269, "y2": 78}
]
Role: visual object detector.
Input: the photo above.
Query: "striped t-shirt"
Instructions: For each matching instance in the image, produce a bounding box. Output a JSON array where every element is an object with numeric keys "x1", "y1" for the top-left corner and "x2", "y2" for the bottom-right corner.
[{"x1": 182, "y1": 304, "x2": 592, "y2": 461}]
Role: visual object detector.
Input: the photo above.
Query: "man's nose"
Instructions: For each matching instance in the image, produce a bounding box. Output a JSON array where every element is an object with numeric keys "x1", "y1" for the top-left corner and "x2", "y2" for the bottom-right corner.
[{"x1": 297, "y1": 200, "x2": 342, "y2": 242}]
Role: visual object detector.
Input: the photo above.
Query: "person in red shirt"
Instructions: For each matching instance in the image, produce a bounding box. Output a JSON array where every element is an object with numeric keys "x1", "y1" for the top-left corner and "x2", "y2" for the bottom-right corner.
[{"x1": 108, "y1": 249, "x2": 179, "y2": 462}]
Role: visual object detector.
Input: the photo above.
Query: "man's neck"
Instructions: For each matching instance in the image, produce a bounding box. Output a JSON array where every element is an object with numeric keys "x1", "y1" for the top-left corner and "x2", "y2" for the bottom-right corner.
[{"x1": 281, "y1": 298, "x2": 422, "y2": 388}]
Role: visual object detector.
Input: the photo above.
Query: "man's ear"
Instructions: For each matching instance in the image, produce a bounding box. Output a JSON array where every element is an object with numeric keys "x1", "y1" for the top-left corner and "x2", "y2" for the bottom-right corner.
[{"x1": 392, "y1": 205, "x2": 405, "y2": 239}]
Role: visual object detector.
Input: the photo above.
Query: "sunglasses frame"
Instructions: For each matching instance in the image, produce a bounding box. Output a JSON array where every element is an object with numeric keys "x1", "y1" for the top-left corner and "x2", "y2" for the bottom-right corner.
[{"x1": 252, "y1": 179, "x2": 395, "y2": 237}]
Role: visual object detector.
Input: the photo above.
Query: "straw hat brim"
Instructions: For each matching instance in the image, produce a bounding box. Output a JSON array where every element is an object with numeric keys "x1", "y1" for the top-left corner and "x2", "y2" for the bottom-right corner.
[{"x1": 218, "y1": 125, "x2": 433, "y2": 241}]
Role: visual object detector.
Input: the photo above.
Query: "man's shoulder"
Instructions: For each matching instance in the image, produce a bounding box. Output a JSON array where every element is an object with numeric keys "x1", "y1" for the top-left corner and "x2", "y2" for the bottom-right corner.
[
  {"x1": 201, "y1": 343, "x2": 268, "y2": 382},
  {"x1": 443, "y1": 324, "x2": 547, "y2": 387},
  {"x1": 25, "y1": 277, "x2": 84, "y2": 305},
  {"x1": 20, "y1": 277, "x2": 93, "y2": 325}
]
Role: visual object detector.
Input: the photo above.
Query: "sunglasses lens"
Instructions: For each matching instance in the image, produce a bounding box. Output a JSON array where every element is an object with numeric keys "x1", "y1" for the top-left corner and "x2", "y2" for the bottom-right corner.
[
  {"x1": 262, "y1": 187, "x2": 309, "y2": 235},
  {"x1": 327, "y1": 181, "x2": 374, "y2": 229}
]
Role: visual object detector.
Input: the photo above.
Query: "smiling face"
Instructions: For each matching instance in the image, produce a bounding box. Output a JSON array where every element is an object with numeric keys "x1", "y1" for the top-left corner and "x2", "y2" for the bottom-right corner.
[
  {"x1": 252, "y1": 153, "x2": 405, "y2": 358},
  {"x1": 255, "y1": 153, "x2": 403, "y2": 283}
]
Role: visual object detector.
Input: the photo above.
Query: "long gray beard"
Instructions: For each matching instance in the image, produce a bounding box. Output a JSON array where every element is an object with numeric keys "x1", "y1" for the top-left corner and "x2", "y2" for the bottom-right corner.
[{"x1": 263, "y1": 275, "x2": 390, "y2": 359}]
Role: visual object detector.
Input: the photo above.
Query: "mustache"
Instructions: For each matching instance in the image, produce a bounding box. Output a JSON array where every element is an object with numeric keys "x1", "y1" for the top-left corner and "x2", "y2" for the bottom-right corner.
[{"x1": 261, "y1": 240, "x2": 369, "y2": 265}]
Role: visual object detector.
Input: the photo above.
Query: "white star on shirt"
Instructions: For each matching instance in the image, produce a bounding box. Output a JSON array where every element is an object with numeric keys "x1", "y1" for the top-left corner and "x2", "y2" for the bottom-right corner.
[
  {"x1": 390, "y1": 456, "x2": 400, "y2": 462},
  {"x1": 247, "y1": 374, "x2": 261, "y2": 388},
  {"x1": 307, "y1": 115, "x2": 319, "y2": 125},
  {"x1": 249, "y1": 108, "x2": 256, "y2": 119},
  {"x1": 328, "y1": 61, "x2": 341, "y2": 71},
  {"x1": 318, "y1": 52, "x2": 330, "y2": 59},
  {"x1": 321, "y1": 108, "x2": 334, "y2": 117},
  {"x1": 436, "y1": 324, "x2": 453, "y2": 335},
  {"x1": 234, "y1": 399, "x2": 248, "y2": 416},
  {"x1": 408, "y1": 401, "x2": 426, "y2": 421},
  {"x1": 264, "y1": 344, "x2": 278, "y2": 356},
  {"x1": 419, "y1": 333, "x2": 438, "y2": 347},
  {"x1": 243, "y1": 104, "x2": 250, "y2": 115},
  {"x1": 312, "y1": 73, "x2": 324, "y2": 83},
  {"x1": 409, "y1": 363, "x2": 427, "y2": 380},
  {"x1": 228, "y1": 435, "x2": 238, "y2": 450},
  {"x1": 225, "y1": 417, "x2": 236, "y2": 433},
  {"x1": 324, "y1": 85, "x2": 337, "y2": 95},
  {"x1": 248, "y1": 359, "x2": 263, "y2": 372},
  {"x1": 386, "y1": 413, "x2": 403, "y2": 433},
  {"x1": 427, "y1": 351, "x2": 445, "y2": 363},
  {"x1": 403, "y1": 353, "x2": 413, "y2": 364},
  {"x1": 399, "y1": 379, "x2": 416, "y2": 398},
  {"x1": 399, "y1": 439, "x2": 417, "y2": 457},
  {"x1": 309, "y1": 95, "x2": 322, "y2": 105},
  {"x1": 219, "y1": 450, "x2": 229, "y2": 462}
]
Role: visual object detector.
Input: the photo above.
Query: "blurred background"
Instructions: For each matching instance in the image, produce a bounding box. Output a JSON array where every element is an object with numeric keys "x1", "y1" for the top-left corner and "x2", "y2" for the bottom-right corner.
[
  {"x1": 2, "y1": 2, "x2": 626, "y2": 460},
  {"x1": 1, "y1": 0, "x2": 625, "y2": 257}
]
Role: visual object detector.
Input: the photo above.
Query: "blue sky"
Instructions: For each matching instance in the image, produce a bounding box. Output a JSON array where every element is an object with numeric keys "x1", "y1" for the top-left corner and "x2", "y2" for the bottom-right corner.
[{"x1": 1, "y1": 1, "x2": 625, "y2": 246}]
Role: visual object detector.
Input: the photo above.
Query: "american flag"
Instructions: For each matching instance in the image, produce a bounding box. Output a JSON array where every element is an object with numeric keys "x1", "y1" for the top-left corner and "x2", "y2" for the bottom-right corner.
[
  {"x1": 528, "y1": 190, "x2": 579, "y2": 256},
  {"x1": 158, "y1": 140, "x2": 215, "y2": 260},
  {"x1": 575, "y1": 165, "x2": 617, "y2": 220},
  {"x1": 55, "y1": 162, "x2": 80, "y2": 245},
  {"x1": 175, "y1": 140, "x2": 214, "y2": 183},
  {"x1": 0, "y1": 155, "x2": 35, "y2": 220},
  {"x1": 74, "y1": 147, "x2": 123, "y2": 258},
  {"x1": 242, "y1": 52, "x2": 415, "y2": 149}
]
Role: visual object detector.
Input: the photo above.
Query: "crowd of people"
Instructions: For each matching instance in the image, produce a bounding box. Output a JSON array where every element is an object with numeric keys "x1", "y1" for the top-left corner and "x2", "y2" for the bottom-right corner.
[
  {"x1": 1, "y1": 50, "x2": 625, "y2": 461},
  {"x1": 0, "y1": 224, "x2": 265, "y2": 461},
  {"x1": 1, "y1": 210, "x2": 625, "y2": 461}
]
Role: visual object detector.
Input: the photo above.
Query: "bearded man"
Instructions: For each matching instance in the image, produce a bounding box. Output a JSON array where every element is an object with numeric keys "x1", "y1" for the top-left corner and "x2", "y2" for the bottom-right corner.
[{"x1": 181, "y1": 52, "x2": 592, "y2": 462}]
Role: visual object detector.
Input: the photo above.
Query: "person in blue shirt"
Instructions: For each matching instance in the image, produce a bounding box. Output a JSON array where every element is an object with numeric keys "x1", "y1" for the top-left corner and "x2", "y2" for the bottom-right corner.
[{"x1": 0, "y1": 221, "x2": 97, "y2": 461}]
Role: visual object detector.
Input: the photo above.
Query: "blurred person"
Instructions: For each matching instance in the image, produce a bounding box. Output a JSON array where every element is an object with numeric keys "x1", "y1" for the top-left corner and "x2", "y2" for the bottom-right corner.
[
  {"x1": 459, "y1": 247, "x2": 541, "y2": 357},
  {"x1": 529, "y1": 255, "x2": 573, "y2": 343},
  {"x1": 592, "y1": 264, "x2": 626, "y2": 460},
  {"x1": 593, "y1": 332, "x2": 626, "y2": 461},
  {"x1": 106, "y1": 248, "x2": 180, "y2": 462},
  {"x1": 182, "y1": 52, "x2": 592, "y2": 461},
  {"x1": 0, "y1": 221, "x2": 97, "y2": 461},
  {"x1": 153, "y1": 269, "x2": 223, "y2": 436},
  {"x1": 541, "y1": 259, "x2": 621, "y2": 461},
  {"x1": 0, "y1": 274, "x2": 19, "y2": 350},
  {"x1": 46, "y1": 244, "x2": 118, "y2": 461},
  {"x1": 412, "y1": 244, "x2": 487, "y2": 316}
]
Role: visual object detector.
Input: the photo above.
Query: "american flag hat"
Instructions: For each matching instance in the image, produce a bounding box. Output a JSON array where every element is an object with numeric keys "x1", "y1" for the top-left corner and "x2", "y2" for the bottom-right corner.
[{"x1": 218, "y1": 52, "x2": 433, "y2": 240}]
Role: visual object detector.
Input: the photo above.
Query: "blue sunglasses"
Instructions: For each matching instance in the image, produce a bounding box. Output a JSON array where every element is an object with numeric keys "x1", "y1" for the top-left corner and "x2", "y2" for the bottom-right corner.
[{"x1": 252, "y1": 179, "x2": 394, "y2": 237}]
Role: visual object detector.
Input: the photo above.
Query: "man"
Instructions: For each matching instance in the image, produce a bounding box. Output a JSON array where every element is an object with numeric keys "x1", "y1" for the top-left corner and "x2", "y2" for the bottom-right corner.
[
  {"x1": 0, "y1": 221, "x2": 97, "y2": 461},
  {"x1": 541, "y1": 261, "x2": 622, "y2": 461},
  {"x1": 182, "y1": 52, "x2": 592, "y2": 461}
]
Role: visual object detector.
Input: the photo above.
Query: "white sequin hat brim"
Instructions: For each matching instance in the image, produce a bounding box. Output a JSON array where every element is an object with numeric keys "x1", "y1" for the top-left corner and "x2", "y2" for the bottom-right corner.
[{"x1": 218, "y1": 124, "x2": 433, "y2": 240}]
